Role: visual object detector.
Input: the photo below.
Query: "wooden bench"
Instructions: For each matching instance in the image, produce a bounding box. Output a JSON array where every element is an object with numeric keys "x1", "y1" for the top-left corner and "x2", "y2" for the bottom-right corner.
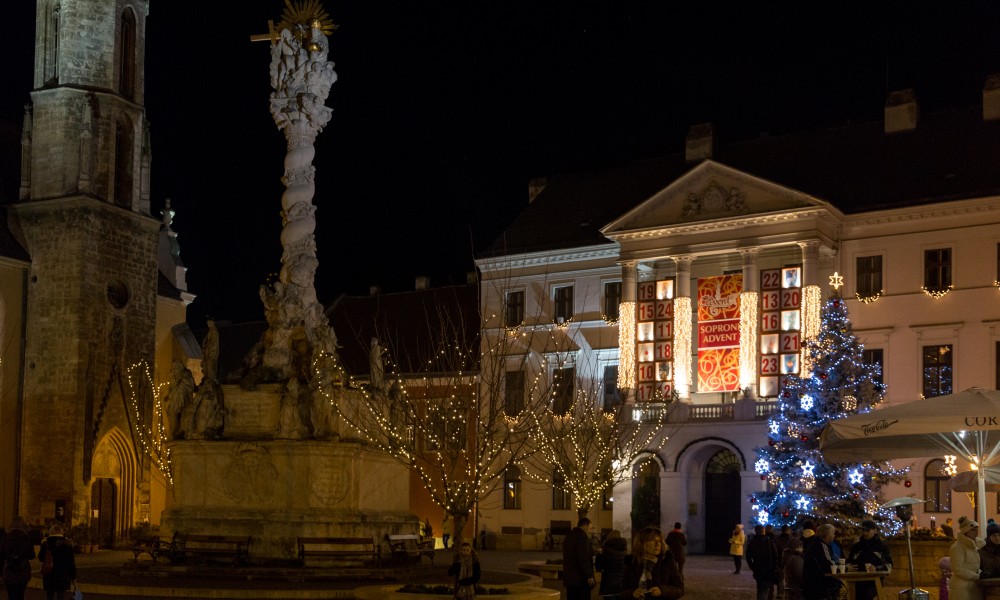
[
  {"x1": 297, "y1": 536, "x2": 379, "y2": 567},
  {"x1": 386, "y1": 533, "x2": 435, "y2": 565},
  {"x1": 169, "y1": 533, "x2": 251, "y2": 566},
  {"x1": 131, "y1": 536, "x2": 173, "y2": 562}
]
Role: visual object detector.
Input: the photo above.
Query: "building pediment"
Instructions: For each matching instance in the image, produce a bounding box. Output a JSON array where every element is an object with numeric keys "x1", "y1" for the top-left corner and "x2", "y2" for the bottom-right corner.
[{"x1": 601, "y1": 161, "x2": 839, "y2": 240}]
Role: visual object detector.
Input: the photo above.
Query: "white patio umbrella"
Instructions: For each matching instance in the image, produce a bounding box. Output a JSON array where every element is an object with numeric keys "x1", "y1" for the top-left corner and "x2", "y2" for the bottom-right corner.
[{"x1": 819, "y1": 387, "x2": 1000, "y2": 531}]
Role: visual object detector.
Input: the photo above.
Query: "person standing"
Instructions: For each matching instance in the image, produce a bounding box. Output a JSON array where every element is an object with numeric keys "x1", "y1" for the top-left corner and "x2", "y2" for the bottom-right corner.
[
  {"x1": 665, "y1": 522, "x2": 688, "y2": 578},
  {"x1": 0, "y1": 516, "x2": 35, "y2": 600},
  {"x1": 621, "y1": 526, "x2": 684, "y2": 599},
  {"x1": 596, "y1": 529, "x2": 628, "y2": 597},
  {"x1": 950, "y1": 517, "x2": 984, "y2": 600},
  {"x1": 774, "y1": 525, "x2": 792, "y2": 600},
  {"x1": 782, "y1": 536, "x2": 805, "y2": 600},
  {"x1": 442, "y1": 514, "x2": 452, "y2": 549},
  {"x1": 980, "y1": 522, "x2": 1000, "y2": 578},
  {"x1": 801, "y1": 524, "x2": 842, "y2": 600},
  {"x1": 729, "y1": 523, "x2": 746, "y2": 574},
  {"x1": 847, "y1": 520, "x2": 893, "y2": 600},
  {"x1": 746, "y1": 524, "x2": 780, "y2": 600},
  {"x1": 447, "y1": 541, "x2": 480, "y2": 600},
  {"x1": 38, "y1": 523, "x2": 76, "y2": 600},
  {"x1": 563, "y1": 517, "x2": 596, "y2": 600},
  {"x1": 942, "y1": 517, "x2": 956, "y2": 539}
]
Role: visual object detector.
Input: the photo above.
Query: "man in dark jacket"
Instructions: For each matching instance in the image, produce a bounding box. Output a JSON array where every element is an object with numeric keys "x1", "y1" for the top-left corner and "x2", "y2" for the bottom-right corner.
[
  {"x1": 746, "y1": 524, "x2": 780, "y2": 600},
  {"x1": 802, "y1": 524, "x2": 842, "y2": 600},
  {"x1": 562, "y1": 517, "x2": 595, "y2": 600},
  {"x1": 981, "y1": 522, "x2": 1000, "y2": 579},
  {"x1": 665, "y1": 522, "x2": 688, "y2": 577},
  {"x1": 846, "y1": 520, "x2": 892, "y2": 600}
]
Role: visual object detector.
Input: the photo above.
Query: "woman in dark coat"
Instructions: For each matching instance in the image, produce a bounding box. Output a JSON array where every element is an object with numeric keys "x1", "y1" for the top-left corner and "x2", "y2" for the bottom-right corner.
[
  {"x1": 597, "y1": 529, "x2": 629, "y2": 596},
  {"x1": 0, "y1": 516, "x2": 36, "y2": 600},
  {"x1": 447, "y1": 542, "x2": 481, "y2": 599},
  {"x1": 38, "y1": 523, "x2": 76, "y2": 600},
  {"x1": 620, "y1": 526, "x2": 684, "y2": 600}
]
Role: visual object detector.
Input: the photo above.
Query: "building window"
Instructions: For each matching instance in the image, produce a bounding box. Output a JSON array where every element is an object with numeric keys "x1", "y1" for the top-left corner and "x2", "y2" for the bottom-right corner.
[
  {"x1": 114, "y1": 119, "x2": 133, "y2": 208},
  {"x1": 119, "y1": 8, "x2": 136, "y2": 100},
  {"x1": 996, "y1": 243, "x2": 1000, "y2": 285},
  {"x1": 554, "y1": 286, "x2": 574, "y2": 323},
  {"x1": 45, "y1": 4, "x2": 60, "y2": 84},
  {"x1": 552, "y1": 367, "x2": 575, "y2": 415},
  {"x1": 996, "y1": 341, "x2": 1000, "y2": 390},
  {"x1": 505, "y1": 370, "x2": 525, "y2": 416},
  {"x1": 856, "y1": 255, "x2": 883, "y2": 297},
  {"x1": 604, "y1": 281, "x2": 622, "y2": 321},
  {"x1": 924, "y1": 459, "x2": 952, "y2": 513},
  {"x1": 862, "y1": 348, "x2": 884, "y2": 388},
  {"x1": 603, "y1": 365, "x2": 621, "y2": 411},
  {"x1": 924, "y1": 248, "x2": 952, "y2": 291},
  {"x1": 553, "y1": 470, "x2": 571, "y2": 510},
  {"x1": 503, "y1": 465, "x2": 522, "y2": 509},
  {"x1": 602, "y1": 487, "x2": 614, "y2": 511},
  {"x1": 504, "y1": 290, "x2": 524, "y2": 328},
  {"x1": 922, "y1": 344, "x2": 953, "y2": 399}
]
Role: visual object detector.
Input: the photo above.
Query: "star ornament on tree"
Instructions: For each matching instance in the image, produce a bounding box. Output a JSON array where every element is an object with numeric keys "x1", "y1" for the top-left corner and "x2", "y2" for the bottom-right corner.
[
  {"x1": 829, "y1": 272, "x2": 844, "y2": 290},
  {"x1": 795, "y1": 495, "x2": 811, "y2": 510},
  {"x1": 848, "y1": 468, "x2": 864, "y2": 485},
  {"x1": 801, "y1": 460, "x2": 816, "y2": 477}
]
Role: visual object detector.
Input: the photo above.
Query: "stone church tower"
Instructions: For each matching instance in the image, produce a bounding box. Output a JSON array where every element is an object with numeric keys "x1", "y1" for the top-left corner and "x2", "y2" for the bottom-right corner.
[{"x1": 9, "y1": 0, "x2": 159, "y2": 541}]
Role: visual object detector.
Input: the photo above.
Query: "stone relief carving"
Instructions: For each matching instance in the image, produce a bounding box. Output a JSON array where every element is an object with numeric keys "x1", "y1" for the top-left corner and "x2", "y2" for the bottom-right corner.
[
  {"x1": 224, "y1": 443, "x2": 279, "y2": 504},
  {"x1": 310, "y1": 459, "x2": 349, "y2": 506},
  {"x1": 681, "y1": 181, "x2": 747, "y2": 219}
]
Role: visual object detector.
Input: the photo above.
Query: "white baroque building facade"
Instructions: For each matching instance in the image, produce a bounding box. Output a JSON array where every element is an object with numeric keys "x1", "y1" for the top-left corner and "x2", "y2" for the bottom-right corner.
[{"x1": 475, "y1": 82, "x2": 1000, "y2": 553}]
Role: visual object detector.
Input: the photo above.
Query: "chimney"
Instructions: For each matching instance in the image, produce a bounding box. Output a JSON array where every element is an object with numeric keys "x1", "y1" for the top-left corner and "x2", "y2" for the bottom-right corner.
[
  {"x1": 884, "y1": 88, "x2": 918, "y2": 133},
  {"x1": 369, "y1": 285, "x2": 380, "y2": 296},
  {"x1": 415, "y1": 276, "x2": 430, "y2": 291},
  {"x1": 528, "y1": 177, "x2": 547, "y2": 203},
  {"x1": 984, "y1": 74, "x2": 1000, "y2": 121},
  {"x1": 685, "y1": 123, "x2": 714, "y2": 162}
]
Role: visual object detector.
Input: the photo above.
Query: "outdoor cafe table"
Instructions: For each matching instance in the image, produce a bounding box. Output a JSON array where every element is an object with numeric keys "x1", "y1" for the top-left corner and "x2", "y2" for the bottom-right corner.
[{"x1": 826, "y1": 569, "x2": 890, "y2": 600}]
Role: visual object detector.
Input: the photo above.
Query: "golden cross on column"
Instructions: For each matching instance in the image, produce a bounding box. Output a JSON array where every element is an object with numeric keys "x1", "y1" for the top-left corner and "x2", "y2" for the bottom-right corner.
[{"x1": 248, "y1": 1, "x2": 338, "y2": 43}]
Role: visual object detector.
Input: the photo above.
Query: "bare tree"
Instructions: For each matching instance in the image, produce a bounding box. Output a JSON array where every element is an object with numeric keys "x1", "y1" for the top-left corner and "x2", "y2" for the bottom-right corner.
[
  {"x1": 334, "y1": 281, "x2": 569, "y2": 547},
  {"x1": 521, "y1": 368, "x2": 674, "y2": 520}
]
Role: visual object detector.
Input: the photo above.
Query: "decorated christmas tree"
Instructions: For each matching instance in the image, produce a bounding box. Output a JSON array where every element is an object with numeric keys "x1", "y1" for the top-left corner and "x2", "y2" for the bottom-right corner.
[{"x1": 751, "y1": 292, "x2": 906, "y2": 531}]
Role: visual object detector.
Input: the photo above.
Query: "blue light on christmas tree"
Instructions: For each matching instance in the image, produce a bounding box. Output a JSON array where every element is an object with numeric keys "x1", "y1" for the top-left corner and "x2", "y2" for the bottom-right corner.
[{"x1": 751, "y1": 293, "x2": 907, "y2": 532}]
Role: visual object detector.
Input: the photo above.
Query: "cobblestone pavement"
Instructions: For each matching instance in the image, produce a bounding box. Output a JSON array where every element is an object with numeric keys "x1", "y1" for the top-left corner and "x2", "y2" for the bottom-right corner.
[{"x1": 18, "y1": 548, "x2": 935, "y2": 600}]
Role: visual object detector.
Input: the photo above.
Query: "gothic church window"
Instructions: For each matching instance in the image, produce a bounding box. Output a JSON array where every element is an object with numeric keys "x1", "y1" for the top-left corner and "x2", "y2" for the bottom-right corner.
[
  {"x1": 114, "y1": 119, "x2": 133, "y2": 208},
  {"x1": 119, "y1": 8, "x2": 137, "y2": 100},
  {"x1": 44, "y1": 3, "x2": 60, "y2": 84}
]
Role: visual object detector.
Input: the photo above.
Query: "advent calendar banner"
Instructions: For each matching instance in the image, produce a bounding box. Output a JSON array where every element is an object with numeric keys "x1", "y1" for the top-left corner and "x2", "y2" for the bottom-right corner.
[{"x1": 697, "y1": 275, "x2": 743, "y2": 392}]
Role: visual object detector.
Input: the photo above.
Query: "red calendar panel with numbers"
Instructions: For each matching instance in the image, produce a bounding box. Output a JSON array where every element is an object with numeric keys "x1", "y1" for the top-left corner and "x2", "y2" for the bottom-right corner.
[
  {"x1": 758, "y1": 266, "x2": 801, "y2": 398},
  {"x1": 635, "y1": 277, "x2": 674, "y2": 402}
]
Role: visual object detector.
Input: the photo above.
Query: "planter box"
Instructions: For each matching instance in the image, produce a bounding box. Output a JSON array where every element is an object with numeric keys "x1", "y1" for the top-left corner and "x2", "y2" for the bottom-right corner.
[{"x1": 886, "y1": 539, "x2": 952, "y2": 587}]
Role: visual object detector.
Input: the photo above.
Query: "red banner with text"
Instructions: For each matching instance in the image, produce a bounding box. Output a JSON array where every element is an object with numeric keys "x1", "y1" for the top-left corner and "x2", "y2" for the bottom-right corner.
[{"x1": 697, "y1": 275, "x2": 743, "y2": 392}]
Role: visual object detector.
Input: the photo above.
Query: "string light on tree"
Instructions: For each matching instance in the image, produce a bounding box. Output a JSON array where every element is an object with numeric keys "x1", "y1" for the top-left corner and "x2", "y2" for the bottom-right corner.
[{"x1": 750, "y1": 292, "x2": 907, "y2": 532}]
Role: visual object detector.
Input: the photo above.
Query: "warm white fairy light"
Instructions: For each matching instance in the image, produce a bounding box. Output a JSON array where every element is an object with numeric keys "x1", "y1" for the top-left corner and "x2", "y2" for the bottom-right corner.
[
  {"x1": 739, "y1": 291, "x2": 758, "y2": 390},
  {"x1": 944, "y1": 455, "x2": 958, "y2": 476},
  {"x1": 800, "y1": 285, "x2": 821, "y2": 377},
  {"x1": 922, "y1": 285, "x2": 953, "y2": 299},
  {"x1": 618, "y1": 301, "x2": 636, "y2": 393},
  {"x1": 125, "y1": 360, "x2": 173, "y2": 485},
  {"x1": 673, "y1": 297, "x2": 692, "y2": 397}
]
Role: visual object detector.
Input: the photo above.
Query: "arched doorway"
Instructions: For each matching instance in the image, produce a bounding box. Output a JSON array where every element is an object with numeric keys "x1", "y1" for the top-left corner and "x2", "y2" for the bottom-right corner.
[
  {"x1": 91, "y1": 478, "x2": 117, "y2": 547},
  {"x1": 704, "y1": 449, "x2": 741, "y2": 554}
]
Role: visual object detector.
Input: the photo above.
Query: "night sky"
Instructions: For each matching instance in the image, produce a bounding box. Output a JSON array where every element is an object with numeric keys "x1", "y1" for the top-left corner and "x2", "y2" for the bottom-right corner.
[{"x1": 4, "y1": 2, "x2": 1000, "y2": 330}]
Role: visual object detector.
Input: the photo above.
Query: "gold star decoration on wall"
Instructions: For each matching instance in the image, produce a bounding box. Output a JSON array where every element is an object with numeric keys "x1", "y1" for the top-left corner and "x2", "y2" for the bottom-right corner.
[{"x1": 829, "y1": 272, "x2": 844, "y2": 290}]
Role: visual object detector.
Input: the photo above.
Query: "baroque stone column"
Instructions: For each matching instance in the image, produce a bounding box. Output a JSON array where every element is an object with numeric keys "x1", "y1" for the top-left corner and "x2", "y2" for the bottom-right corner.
[
  {"x1": 672, "y1": 255, "x2": 694, "y2": 400},
  {"x1": 259, "y1": 23, "x2": 339, "y2": 380},
  {"x1": 617, "y1": 261, "x2": 638, "y2": 399}
]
